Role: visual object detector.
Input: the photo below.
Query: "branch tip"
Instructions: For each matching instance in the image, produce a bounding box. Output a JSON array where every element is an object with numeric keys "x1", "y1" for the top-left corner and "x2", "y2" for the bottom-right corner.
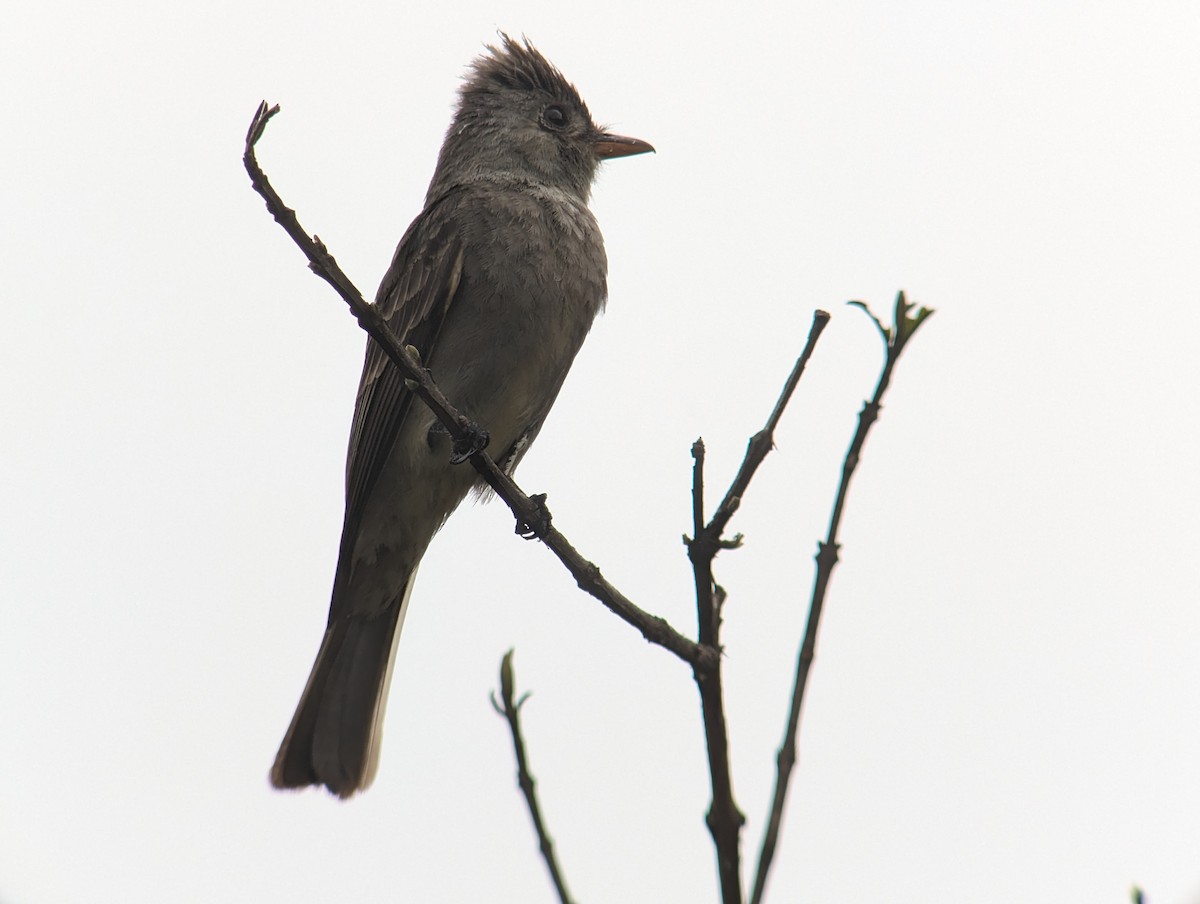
[
  {"x1": 244, "y1": 101, "x2": 280, "y2": 147},
  {"x1": 493, "y1": 648, "x2": 576, "y2": 904}
]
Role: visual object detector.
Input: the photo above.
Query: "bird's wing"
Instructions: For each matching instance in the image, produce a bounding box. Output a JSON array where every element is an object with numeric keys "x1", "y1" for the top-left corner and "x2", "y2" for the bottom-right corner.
[{"x1": 328, "y1": 194, "x2": 465, "y2": 621}]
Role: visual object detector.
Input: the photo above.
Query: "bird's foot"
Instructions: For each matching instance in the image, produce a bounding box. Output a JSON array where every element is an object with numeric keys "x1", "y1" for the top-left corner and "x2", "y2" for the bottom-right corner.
[
  {"x1": 516, "y1": 493, "x2": 552, "y2": 540},
  {"x1": 449, "y1": 421, "x2": 490, "y2": 464}
]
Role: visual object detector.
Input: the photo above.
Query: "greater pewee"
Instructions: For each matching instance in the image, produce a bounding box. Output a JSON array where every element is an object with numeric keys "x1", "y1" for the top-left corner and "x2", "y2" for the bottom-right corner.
[{"x1": 270, "y1": 35, "x2": 652, "y2": 797}]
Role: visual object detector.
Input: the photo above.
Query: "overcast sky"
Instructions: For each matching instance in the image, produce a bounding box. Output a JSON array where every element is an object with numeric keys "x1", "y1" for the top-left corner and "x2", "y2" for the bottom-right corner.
[{"x1": 2, "y1": 1, "x2": 1198, "y2": 902}]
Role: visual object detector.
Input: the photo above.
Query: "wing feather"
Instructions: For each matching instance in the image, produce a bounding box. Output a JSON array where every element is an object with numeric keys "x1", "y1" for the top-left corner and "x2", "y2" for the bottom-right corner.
[{"x1": 328, "y1": 195, "x2": 465, "y2": 621}]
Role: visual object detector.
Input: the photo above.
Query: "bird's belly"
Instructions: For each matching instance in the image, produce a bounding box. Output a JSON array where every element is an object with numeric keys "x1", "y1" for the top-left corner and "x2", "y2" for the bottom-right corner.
[{"x1": 429, "y1": 277, "x2": 601, "y2": 454}]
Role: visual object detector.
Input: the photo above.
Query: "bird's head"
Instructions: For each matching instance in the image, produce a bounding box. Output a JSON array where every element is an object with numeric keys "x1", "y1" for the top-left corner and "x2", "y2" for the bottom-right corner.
[{"x1": 430, "y1": 34, "x2": 653, "y2": 201}]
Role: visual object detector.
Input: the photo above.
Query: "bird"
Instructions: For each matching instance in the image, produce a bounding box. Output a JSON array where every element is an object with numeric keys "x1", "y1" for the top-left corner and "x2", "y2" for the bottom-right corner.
[{"x1": 269, "y1": 34, "x2": 653, "y2": 797}]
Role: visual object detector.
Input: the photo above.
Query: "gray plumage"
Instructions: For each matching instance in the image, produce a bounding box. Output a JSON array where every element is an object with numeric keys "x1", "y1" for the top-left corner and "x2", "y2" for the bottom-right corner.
[{"x1": 270, "y1": 35, "x2": 652, "y2": 797}]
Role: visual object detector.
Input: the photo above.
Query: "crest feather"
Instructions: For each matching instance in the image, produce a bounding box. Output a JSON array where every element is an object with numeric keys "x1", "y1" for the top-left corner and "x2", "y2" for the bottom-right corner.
[{"x1": 466, "y1": 34, "x2": 588, "y2": 112}]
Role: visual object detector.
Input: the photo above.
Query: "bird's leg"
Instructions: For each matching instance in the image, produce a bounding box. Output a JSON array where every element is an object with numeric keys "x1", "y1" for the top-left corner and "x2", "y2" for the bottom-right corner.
[{"x1": 515, "y1": 493, "x2": 552, "y2": 540}]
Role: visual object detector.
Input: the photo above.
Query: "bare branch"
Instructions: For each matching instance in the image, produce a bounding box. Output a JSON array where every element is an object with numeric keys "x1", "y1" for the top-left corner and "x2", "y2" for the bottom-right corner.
[
  {"x1": 687, "y1": 444, "x2": 745, "y2": 904},
  {"x1": 710, "y1": 310, "x2": 830, "y2": 537},
  {"x1": 689, "y1": 439, "x2": 714, "y2": 638},
  {"x1": 244, "y1": 101, "x2": 714, "y2": 674},
  {"x1": 491, "y1": 651, "x2": 576, "y2": 904},
  {"x1": 750, "y1": 293, "x2": 933, "y2": 904},
  {"x1": 681, "y1": 310, "x2": 832, "y2": 904}
]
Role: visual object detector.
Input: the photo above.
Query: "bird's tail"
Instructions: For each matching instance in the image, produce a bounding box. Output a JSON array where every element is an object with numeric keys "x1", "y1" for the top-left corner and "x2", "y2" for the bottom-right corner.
[{"x1": 269, "y1": 575, "x2": 415, "y2": 798}]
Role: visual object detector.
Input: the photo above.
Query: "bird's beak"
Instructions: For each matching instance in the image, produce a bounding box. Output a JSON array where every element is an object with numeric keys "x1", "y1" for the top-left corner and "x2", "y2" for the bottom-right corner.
[{"x1": 592, "y1": 131, "x2": 655, "y2": 159}]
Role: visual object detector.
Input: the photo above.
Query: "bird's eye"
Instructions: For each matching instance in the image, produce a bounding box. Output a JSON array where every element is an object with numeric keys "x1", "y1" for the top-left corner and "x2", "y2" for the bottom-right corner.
[{"x1": 542, "y1": 105, "x2": 568, "y2": 130}]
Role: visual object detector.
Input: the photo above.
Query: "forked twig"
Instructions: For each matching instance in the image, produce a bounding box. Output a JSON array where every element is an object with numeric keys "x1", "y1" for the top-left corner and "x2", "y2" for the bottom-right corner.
[{"x1": 684, "y1": 310, "x2": 832, "y2": 904}]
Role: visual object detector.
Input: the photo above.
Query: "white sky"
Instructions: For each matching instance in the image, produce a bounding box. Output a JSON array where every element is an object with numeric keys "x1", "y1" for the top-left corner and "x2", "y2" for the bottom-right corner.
[{"x1": 2, "y1": 1, "x2": 1198, "y2": 902}]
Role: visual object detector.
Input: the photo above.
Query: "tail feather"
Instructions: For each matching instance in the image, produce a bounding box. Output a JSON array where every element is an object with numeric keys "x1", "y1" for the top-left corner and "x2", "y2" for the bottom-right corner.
[{"x1": 270, "y1": 575, "x2": 415, "y2": 797}]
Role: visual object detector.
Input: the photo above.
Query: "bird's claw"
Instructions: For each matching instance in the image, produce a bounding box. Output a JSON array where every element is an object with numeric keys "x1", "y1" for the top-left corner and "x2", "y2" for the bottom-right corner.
[
  {"x1": 449, "y1": 422, "x2": 490, "y2": 464},
  {"x1": 515, "y1": 493, "x2": 552, "y2": 540}
]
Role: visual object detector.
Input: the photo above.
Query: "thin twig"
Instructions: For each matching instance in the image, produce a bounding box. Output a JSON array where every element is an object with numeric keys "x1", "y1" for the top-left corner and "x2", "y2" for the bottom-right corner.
[
  {"x1": 750, "y1": 292, "x2": 933, "y2": 904},
  {"x1": 691, "y1": 440, "x2": 713, "y2": 638},
  {"x1": 688, "y1": 443, "x2": 744, "y2": 904},
  {"x1": 491, "y1": 651, "x2": 576, "y2": 904},
  {"x1": 683, "y1": 311, "x2": 832, "y2": 904},
  {"x1": 244, "y1": 101, "x2": 714, "y2": 674},
  {"x1": 709, "y1": 311, "x2": 831, "y2": 539}
]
